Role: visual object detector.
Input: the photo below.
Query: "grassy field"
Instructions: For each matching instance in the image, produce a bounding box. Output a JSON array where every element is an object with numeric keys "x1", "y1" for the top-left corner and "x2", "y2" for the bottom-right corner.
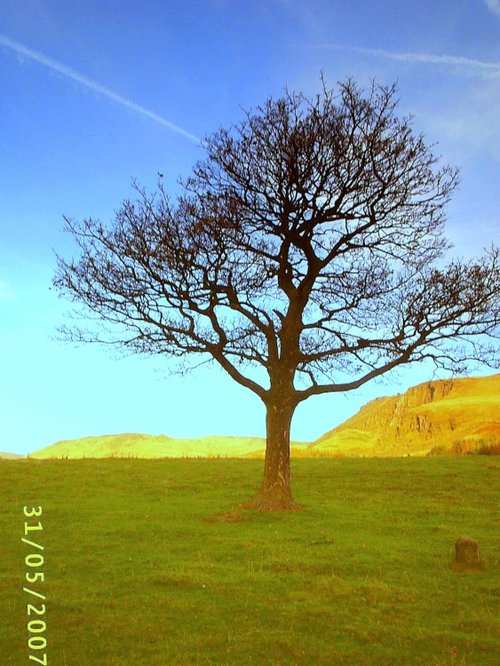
[{"x1": 1, "y1": 457, "x2": 498, "y2": 665}]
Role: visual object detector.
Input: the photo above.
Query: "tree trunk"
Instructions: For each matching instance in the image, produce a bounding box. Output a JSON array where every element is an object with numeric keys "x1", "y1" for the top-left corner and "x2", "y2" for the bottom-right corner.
[{"x1": 243, "y1": 395, "x2": 301, "y2": 511}]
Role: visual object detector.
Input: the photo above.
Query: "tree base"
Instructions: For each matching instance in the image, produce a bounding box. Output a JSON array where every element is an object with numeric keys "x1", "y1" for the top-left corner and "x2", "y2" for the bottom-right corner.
[{"x1": 239, "y1": 491, "x2": 303, "y2": 513}]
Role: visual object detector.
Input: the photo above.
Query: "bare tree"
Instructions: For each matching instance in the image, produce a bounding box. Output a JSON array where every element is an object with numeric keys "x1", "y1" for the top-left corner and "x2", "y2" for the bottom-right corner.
[{"x1": 54, "y1": 79, "x2": 499, "y2": 510}]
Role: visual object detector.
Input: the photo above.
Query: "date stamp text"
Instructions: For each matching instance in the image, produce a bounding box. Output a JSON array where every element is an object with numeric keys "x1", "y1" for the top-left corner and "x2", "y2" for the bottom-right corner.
[{"x1": 22, "y1": 506, "x2": 48, "y2": 665}]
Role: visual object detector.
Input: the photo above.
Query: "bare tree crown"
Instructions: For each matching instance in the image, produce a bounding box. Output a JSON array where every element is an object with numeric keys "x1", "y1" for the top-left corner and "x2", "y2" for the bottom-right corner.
[{"x1": 55, "y1": 79, "x2": 500, "y2": 407}]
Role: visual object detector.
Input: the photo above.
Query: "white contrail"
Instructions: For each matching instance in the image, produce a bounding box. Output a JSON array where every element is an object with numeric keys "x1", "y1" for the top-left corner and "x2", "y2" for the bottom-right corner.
[
  {"x1": 0, "y1": 34, "x2": 200, "y2": 143},
  {"x1": 293, "y1": 43, "x2": 500, "y2": 77}
]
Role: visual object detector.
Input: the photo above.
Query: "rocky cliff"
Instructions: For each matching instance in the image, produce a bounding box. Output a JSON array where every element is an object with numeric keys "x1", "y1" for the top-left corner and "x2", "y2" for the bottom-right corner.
[{"x1": 308, "y1": 373, "x2": 500, "y2": 457}]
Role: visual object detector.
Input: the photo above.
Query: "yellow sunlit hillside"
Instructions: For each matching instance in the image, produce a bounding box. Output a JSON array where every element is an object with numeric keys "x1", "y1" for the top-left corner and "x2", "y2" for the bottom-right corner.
[
  {"x1": 28, "y1": 373, "x2": 499, "y2": 459},
  {"x1": 307, "y1": 373, "x2": 500, "y2": 457},
  {"x1": 31, "y1": 432, "x2": 308, "y2": 459}
]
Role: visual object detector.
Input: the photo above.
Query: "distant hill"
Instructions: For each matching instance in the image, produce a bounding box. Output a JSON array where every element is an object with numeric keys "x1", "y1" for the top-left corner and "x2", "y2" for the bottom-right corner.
[
  {"x1": 0, "y1": 451, "x2": 24, "y2": 459},
  {"x1": 307, "y1": 373, "x2": 500, "y2": 457},
  {"x1": 31, "y1": 432, "x2": 309, "y2": 459},
  {"x1": 28, "y1": 373, "x2": 499, "y2": 460}
]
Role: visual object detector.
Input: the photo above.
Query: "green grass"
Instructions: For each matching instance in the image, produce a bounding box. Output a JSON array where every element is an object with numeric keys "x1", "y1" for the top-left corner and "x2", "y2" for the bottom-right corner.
[{"x1": 1, "y1": 457, "x2": 498, "y2": 664}]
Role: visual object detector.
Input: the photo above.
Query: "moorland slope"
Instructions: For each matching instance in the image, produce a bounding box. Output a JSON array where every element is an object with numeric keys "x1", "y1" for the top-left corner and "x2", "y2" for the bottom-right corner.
[
  {"x1": 307, "y1": 373, "x2": 500, "y2": 457},
  {"x1": 29, "y1": 373, "x2": 499, "y2": 459},
  {"x1": 31, "y1": 432, "x2": 308, "y2": 459}
]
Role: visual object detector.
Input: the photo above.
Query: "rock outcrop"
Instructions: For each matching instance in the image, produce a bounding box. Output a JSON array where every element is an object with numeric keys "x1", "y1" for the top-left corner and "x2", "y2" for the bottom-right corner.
[{"x1": 308, "y1": 373, "x2": 500, "y2": 457}]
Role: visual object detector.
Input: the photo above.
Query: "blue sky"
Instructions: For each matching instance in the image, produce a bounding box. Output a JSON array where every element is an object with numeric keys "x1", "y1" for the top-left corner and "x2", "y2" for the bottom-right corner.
[{"x1": 0, "y1": 0, "x2": 499, "y2": 455}]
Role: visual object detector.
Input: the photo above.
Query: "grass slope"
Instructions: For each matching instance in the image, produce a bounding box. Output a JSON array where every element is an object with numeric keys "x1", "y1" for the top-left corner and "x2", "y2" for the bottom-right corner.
[
  {"x1": 30, "y1": 432, "x2": 309, "y2": 459},
  {"x1": 310, "y1": 373, "x2": 500, "y2": 457},
  {"x1": 1, "y1": 457, "x2": 498, "y2": 664}
]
